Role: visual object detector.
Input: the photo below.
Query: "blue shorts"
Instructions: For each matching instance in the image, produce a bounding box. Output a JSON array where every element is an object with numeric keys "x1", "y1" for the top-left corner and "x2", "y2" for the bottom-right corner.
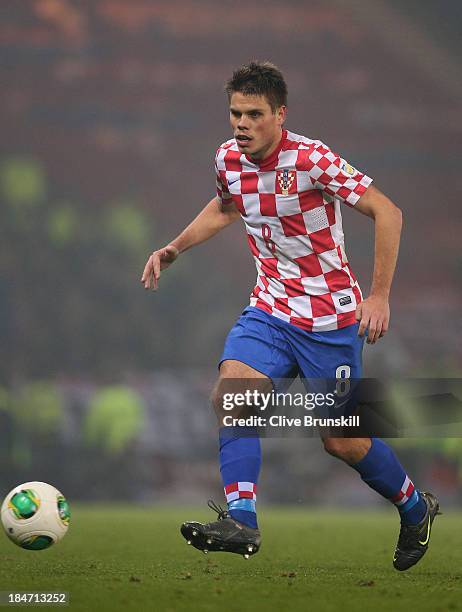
[{"x1": 220, "y1": 307, "x2": 365, "y2": 385}]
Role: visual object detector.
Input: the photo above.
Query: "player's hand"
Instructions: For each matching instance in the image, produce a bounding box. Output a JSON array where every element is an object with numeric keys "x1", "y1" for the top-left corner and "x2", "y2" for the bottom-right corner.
[
  {"x1": 355, "y1": 294, "x2": 390, "y2": 344},
  {"x1": 141, "y1": 245, "x2": 179, "y2": 290}
]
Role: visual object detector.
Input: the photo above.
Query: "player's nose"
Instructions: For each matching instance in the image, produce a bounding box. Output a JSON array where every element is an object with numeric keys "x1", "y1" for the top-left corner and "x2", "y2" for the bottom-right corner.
[{"x1": 237, "y1": 116, "x2": 250, "y2": 130}]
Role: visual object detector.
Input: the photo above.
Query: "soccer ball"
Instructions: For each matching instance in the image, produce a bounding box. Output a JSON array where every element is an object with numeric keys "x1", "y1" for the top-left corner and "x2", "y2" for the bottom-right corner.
[{"x1": 1, "y1": 482, "x2": 70, "y2": 550}]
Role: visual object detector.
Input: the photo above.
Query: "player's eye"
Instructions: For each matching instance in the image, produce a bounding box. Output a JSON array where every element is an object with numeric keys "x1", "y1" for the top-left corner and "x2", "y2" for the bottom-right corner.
[{"x1": 230, "y1": 110, "x2": 241, "y2": 118}]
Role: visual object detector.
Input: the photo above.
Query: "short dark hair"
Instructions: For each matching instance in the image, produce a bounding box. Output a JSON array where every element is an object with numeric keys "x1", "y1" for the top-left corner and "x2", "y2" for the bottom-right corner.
[{"x1": 225, "y1": 61, "x2": 288, "y2": 112}]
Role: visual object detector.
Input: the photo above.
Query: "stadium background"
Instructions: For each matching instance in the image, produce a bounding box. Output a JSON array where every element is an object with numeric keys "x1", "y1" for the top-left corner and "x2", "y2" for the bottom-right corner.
[{"x1": 1, "y1": 0, "x2": 462, "y2": 513}]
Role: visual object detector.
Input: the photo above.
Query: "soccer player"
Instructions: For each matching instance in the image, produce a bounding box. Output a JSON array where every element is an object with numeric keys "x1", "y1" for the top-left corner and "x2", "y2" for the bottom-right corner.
[{"x1": 141, "y1": 62, "x2": 440, "y2": 570}]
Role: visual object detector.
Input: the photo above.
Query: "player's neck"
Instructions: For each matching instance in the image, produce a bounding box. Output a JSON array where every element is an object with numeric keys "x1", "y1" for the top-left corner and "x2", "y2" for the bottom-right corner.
[{"x1": 248, "y1": 129, "x2": 284, "y2": 163}]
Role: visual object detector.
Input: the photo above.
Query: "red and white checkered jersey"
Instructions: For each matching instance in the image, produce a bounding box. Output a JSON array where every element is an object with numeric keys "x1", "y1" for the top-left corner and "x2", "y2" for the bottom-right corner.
[{"x1": 215, "y1": 129, "x2": 373, "y2": 332}]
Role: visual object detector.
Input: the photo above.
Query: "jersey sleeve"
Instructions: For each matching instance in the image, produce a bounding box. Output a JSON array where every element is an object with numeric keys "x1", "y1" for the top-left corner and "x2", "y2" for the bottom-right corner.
[
  {"x1": 215, "y1": 159, "x2": 233, "y2": 206},
  {"x1": 305, "y1": 142, "x2": 373, "y2": 206}
]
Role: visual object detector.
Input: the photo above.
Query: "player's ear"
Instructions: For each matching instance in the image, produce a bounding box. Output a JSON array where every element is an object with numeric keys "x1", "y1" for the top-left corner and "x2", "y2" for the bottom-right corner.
[{"x1": 276, "y1": 105, "x2": 287, "y2": 126}]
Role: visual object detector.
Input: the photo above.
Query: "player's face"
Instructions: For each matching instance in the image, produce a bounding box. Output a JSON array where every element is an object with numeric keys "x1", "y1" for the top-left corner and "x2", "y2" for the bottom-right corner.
[{"x1": 229, "y1": 92, "x2": 286, "y2": 161}]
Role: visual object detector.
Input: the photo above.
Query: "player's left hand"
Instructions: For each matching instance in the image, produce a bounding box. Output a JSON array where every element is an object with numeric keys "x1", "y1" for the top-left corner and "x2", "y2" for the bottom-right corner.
[{"x1": 355, "y1": 295, "x2": 390, "y2": 344}]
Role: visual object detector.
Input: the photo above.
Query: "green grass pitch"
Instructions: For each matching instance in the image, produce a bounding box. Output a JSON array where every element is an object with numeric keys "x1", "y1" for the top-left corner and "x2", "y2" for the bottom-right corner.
[{"x1": 0, "y1": 506, "x2": 461, "y2": 611}]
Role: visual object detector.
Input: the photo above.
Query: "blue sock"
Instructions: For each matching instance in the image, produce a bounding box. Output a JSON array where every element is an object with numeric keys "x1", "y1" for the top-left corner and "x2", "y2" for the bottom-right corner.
[
  {"x1": 352, "y1": 438, "x2": 427, "y2": 525},
  {"x1": 219, "y1": 426, "x2": 260, "y2": 529}
]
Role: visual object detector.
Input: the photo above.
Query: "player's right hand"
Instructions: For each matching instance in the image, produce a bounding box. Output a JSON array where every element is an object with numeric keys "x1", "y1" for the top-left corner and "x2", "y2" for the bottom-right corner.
[{"x1": 141, "y1": 245, "x2": 179, "y2": 290}]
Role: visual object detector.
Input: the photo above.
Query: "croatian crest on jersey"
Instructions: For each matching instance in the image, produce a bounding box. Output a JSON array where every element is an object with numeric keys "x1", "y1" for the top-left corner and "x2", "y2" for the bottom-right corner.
[{"x1": 276, "y1": 169, "x2": 296, "y2": 196}]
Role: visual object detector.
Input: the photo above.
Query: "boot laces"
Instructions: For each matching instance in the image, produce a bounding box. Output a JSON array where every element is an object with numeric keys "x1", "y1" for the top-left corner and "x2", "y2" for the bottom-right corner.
[{"x1": 207, "y1": 499, "x2": 229, "y2": 520}]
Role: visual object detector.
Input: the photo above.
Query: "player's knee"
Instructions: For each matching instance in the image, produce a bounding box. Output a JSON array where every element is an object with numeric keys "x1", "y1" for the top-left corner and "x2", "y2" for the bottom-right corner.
[
  {"x1": 323, "y1": 438, "x2": 358, "y2": 462},
  {"x1": 323, "y1": 437, "x2": 370, "y2": 464},
  {"x1": 323, "y1": 437, "x2": 348, "y2": 459},
  {"x1": 210, "y1": 380, "x2": 225, "y2": 415},
  {"x1": 210, "y1": 377, "x2": 238, "y2": 418}
]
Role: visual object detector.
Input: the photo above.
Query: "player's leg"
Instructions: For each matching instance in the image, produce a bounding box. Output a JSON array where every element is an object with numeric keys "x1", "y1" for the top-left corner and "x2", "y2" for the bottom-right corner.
[
  {"x1": 180, "y1": 307, "x2": 298, "y2": 557},
  {"x1": 290, "y1": 322, "x2": 428, "y2": 523},
  {"x1": 290, "y1": 321, "x2": 440, "y2": 570},
  {"x1": 323, "y1": 436, "x2": 440, "y2": 570},
  {"x1": 211, "y1": 358, "x2": 270, "y2": 531},
  {"x1": 323, "y1": 435, "x2": 428, "y2": 527},
  {"x1": 181, "y1": 359, "x2": 268, "y2": 558},
  {"x1": 323, "y1": 434, "x2": 428, "y2": 527}
]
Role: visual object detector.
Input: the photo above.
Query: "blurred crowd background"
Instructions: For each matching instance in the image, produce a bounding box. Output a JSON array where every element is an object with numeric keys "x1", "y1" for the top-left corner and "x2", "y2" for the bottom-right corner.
[{"x1": 1, "y1": 0, "x2": 461, "y2": 508}]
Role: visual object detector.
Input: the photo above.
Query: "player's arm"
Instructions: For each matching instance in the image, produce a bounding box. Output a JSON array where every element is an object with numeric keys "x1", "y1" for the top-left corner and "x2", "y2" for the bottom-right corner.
[
  {"x1": 141, "y1": 196, "x2": 241, "y2": 290},
  {"x1": 353, "y1": 184, "x2": 403, "y2": 344}
]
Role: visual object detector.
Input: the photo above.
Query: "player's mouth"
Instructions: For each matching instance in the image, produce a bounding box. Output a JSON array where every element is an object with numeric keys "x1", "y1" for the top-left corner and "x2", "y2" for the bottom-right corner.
[{"x1": 236, "y1": 134, "x2": 252, "y2": 145}]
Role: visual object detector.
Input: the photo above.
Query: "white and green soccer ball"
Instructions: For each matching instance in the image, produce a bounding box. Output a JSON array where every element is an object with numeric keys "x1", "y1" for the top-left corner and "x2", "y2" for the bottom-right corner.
[{"x1": 1, "y1": 482, "x2": 70, "y2": 550}]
